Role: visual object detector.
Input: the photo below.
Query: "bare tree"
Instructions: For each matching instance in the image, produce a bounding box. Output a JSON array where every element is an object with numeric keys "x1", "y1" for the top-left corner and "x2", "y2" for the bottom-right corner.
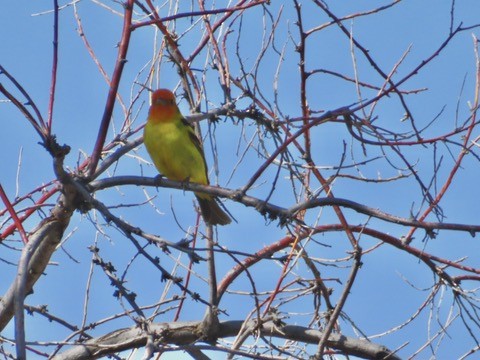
[{"x1": 1, "y1": 1, "x2": 480, "y2": 359}]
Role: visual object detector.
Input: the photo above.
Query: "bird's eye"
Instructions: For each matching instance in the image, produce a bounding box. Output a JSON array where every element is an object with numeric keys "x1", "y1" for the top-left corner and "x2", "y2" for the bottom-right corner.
[{"x1": 155, "y1": 98, "x2": 173, "y2": 106}]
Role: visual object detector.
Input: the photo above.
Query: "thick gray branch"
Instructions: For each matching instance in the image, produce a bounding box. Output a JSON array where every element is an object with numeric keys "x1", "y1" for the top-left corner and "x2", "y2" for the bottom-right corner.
[
  {"x1": 0, "y1": 186, "x2": 76, "y2": 331},
  {"x1": 52, "y1": 320, "x2": 401, "y2": 360}
]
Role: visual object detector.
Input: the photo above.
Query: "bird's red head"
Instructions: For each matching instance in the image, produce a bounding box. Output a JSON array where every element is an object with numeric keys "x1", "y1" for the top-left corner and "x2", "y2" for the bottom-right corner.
[
  {"x1": 151, "y1": 89, "x2": 176, "y2": 106},
  {"x1": 149, "y1": 89, "x2": 179, "y2": 122}
]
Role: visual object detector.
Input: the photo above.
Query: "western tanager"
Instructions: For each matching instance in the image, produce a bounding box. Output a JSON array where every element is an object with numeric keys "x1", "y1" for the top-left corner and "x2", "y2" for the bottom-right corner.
[{"x1": 143, "y1": 89, "x2": 231, "y2": 226}]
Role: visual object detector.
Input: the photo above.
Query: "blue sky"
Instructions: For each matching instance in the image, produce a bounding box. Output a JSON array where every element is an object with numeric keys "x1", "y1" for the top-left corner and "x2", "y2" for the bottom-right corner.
[{"x1": 2, "y1": 1, "x2": 480, "y2": 359}]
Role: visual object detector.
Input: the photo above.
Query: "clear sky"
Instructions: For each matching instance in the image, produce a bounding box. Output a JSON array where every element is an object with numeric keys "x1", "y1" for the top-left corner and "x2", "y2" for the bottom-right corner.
[{"x1": 1, "y1": 1, "x2": 480, "y2": 359}]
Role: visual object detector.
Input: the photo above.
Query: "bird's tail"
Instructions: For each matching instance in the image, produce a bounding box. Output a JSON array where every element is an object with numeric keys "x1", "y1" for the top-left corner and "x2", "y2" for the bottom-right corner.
[{"x1": 196, "y1": 195, "x2": 231, "y2": 226}]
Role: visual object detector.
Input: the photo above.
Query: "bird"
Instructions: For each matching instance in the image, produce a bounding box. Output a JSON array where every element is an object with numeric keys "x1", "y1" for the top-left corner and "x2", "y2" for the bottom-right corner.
[{"x1": 143, "y1": 89, "x2": 231, "y2": 226}]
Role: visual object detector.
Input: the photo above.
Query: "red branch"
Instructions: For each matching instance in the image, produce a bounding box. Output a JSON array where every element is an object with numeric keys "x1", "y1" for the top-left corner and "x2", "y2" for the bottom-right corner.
[
  {"x1": 0, "y1": 184, "x2": 29, "y2": 244},
  {"x1": 0, "y1": 186, "x2": 59, "y2": 240},
  {"x1": 217, "y1": 224, "x2": 477, "y2": 301},
  {"x1": 46, "y1": 0, "x2": 59, "y2": 135},
  {"x1": 87, "y1": 0, "x2": 134, "y2": 177}
]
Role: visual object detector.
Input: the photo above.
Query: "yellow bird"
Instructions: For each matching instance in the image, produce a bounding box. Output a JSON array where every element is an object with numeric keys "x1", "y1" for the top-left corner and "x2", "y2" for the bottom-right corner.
[{"x1": 143, "y1": 89, "x2": 231, "y2": 226}]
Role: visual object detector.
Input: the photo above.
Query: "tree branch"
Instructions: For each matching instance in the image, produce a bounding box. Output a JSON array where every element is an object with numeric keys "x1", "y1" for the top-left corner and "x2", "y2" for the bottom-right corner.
[
  {"x1": 0, "y1": 187, "x2": 76, "y2": 331},
  {"x1": 89, "y1": 175, "x2": 480, "y2": 235},
  {"x1": 51, "y1": 320, "x2": 401, "y2": 360}
]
